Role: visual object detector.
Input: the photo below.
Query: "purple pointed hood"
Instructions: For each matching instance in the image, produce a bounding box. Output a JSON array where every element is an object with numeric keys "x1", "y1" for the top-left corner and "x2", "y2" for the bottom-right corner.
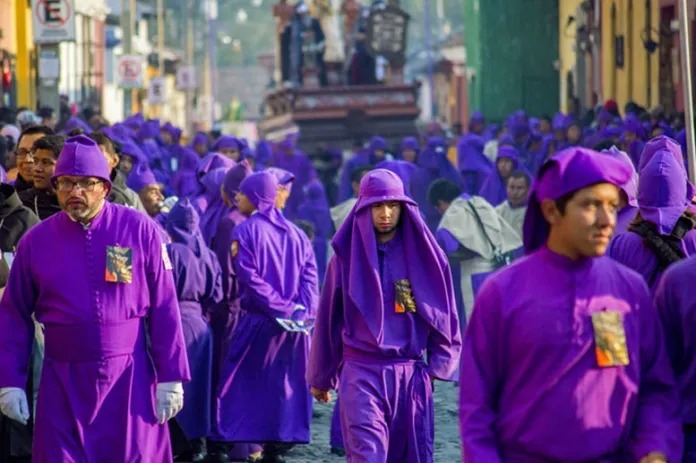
[
  {"x1": 400, "y1": 136, "x2": 419, "y2": 152},
  {"x1": 222, "y1": 160, "x2": 253, "y2": 204},
  {"x1": 375, "y1": 160, "x2": 418, "y2": 197},
  {"x1": 266, "y1": 166, "x2": 296, "y2": 194},
  {"x1": 639, "y1": 135, "x2": 695, "y2": 201},
  {"x1": 198, "y1": 152, "x2": 235, "y2": 178},
  {"x1": 52, "y1": 135, "x2": 111, "y2": 186},
  {"x1": 166, "y1": 198, "x2": 206, "y2": 255},
  {"x1": 254, "y1": 140, "x2": 273, "y2": 169},
  {"x1": 601, "y1": 146, "x2": 638, "y2": 207},
  {"x1": 240, "y1": 170, "x2": 289, "y2": 231},
  {"x1": 190, "y1": 132, "x2": 209, "y2": 149},
  {"x1": 297, "y1": 179, "x2": 333, "y2": 238},
  {"x1": 523, "y1": 147, "x2": 634, "y2": 253},
  {"x1": 120, "y1": 140, "x2": 148, "y2": 165},
  {"x1": 126, "y1": 163, "x2": 159, "y2": 192},
  {"x1": 139, "y1": 120, "x2": 160, "y2": 140},
  {"x1": 63, "y1": 116, "x2": 92, "y2": 134},
  {"x1": 212, "y1": 135, "x2": 242, "y2": 152},
  {"x1": 638, "y1": 144, "x2": 692, "y2": 235},
  {"x1": 331, "y1": 169, "x2": 454, "y2": 343}
]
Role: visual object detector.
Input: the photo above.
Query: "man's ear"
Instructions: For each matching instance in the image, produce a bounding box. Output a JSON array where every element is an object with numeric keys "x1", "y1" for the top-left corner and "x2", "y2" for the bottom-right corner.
[{"x1": 540, "y1": 198, "x2": 561, "y2": 226}]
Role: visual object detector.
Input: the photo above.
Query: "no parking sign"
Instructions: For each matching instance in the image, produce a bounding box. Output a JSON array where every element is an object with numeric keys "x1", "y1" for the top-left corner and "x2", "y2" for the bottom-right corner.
[
  {"x1": 32, "y1": 0, "x2": 76, "y2": 43},
  {"x1": 117, "y1": 55, "x2": 145, "y2": 89}
]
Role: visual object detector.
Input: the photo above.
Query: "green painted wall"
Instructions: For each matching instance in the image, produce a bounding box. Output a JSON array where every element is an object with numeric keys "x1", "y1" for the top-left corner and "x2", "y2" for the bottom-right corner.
[{"x1": 463, "y1": 0, "x2": 560, "y2": 122}]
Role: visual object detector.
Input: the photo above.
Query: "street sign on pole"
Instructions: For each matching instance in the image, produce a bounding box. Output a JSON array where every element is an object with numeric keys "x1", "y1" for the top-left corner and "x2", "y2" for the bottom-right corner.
[
  {"x1": 31, "y1": 0, "x2": 76, "y2": 43},
  {"x1": 176, "y1": 66, "x2": 197, "y2": 90},
  {"x1": 147, "y1": 77, "x2": 167, "y2": 105},
  {"x1": 117, "y1": 55, "x2": 145, "y2": 89}
]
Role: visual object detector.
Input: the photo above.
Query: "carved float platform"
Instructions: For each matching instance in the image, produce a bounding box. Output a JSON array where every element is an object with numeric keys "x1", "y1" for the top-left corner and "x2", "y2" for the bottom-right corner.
[{"x1": 259, "y1": 82, "x2": 420, "y2": 151}]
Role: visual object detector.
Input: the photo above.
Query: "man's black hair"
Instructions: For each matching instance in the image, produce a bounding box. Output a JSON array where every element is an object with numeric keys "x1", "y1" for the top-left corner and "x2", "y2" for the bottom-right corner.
[
  {"x1": 592, "y1": 139, "x2": 617, "y2": 151},
  {"x1": 427, "y1": 179, "x2": 462, "y2": 207},
  {"x1": 38, "y1": 107, "x2": 55, "y2": 119},
  {"x1": 67, "y1": 128, "x2": 85, "y2": 137},
  {"x1": 508, "y1": 169, "x2": 531, "y2": 188},
  {"x1": 350, "y1": 165, "x2": 373, "y2": 185},
  {"x1": 554, "y1": 189, "x2": 579, "y2": 215},
  {"x1": 16, "y1": 125, "x2": 54, "y2": 149},
  {"x1": 32, "y1": 135, "x2": 65, "y2": 158},
  {"x1": 88, "y1": 132, "x2": 115, "y2": 155}
]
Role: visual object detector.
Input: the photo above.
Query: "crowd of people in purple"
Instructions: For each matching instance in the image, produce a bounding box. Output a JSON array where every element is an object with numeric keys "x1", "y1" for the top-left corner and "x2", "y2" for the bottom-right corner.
[{"x1": 0, "y1": 96, "x2": 694, "y2": 463}]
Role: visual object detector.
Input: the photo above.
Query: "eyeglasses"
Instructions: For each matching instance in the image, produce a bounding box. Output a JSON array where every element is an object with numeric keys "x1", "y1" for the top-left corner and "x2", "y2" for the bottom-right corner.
[
  {"x1": 15, "y1": 148, "x2": 32, "y2": 159},
  {"x1": 56, "y1": 179, "x2": 104, "y2": 193}
]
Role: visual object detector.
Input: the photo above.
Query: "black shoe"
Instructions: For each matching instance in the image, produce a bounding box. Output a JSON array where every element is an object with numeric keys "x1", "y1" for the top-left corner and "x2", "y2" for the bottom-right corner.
[{"x1": 330, "y1": 446, "x2": 346, "y2": 457}]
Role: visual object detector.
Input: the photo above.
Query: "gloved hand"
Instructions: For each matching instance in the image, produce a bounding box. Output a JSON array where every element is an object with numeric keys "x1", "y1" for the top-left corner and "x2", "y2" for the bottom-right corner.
[
  {"x1": 155, "y1": 382, "x2": 183, "y2": 424},
  {"x1": 0, "y1": 387, "x2": 29, "y2": 425}
]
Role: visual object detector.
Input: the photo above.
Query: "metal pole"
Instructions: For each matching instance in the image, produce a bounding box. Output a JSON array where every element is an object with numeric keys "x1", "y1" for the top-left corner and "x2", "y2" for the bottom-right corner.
[
  {"x1": 424, "y1": 0, "x2": 436, "y2": 120},
  {"x1": 157, "y1": 0, "x2": 165, "y2": 118},
  {"x1": 679, "y1": 0, "x2": 696, "y2": 183},
  {"x1": 129, "y1": 0, "x2": 137, "y2": 115},
  {"x1": 186, "y1": 0, "x2": 195, "y2": 136}
]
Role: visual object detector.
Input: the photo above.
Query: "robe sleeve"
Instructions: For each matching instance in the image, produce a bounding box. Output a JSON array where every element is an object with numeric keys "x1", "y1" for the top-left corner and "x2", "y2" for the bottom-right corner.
[
  {"x1": 204, "y1": 253, "x2": 224, "y2": 311},
  {"x1": 0, "y1": 239, "x2": 36, "y2": 389},
  {"x1": 426, "y1": 259, "x2": 461, "y2": 381},
  {"x1": 296, "y1": 235, "x2": 319, "y2": 317},
  {"x1": 458, "y1": 279, "x2": 504, "y2": 463},
  {"x1": 653, "y1": 266, "x2": 685, "y2": 387},
  {"x1": 626, "y1": 280, "x2": 683, "y2": 462},
  {"x1": 146, "y1": 229, "x2": 191, "y2": 384},
  {"x1": 306, "y1": 257, "x2": 343, "y2": 391},
  {"x1": 232, "y1": 230, "x2": 295, "y2": 318}
]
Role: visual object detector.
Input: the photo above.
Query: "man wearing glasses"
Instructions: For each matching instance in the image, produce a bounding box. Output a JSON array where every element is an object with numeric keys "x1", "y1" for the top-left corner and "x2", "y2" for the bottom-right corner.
[
  {"x1": 9, "y1": 126, "x2": 53, "y2": 192},
  {"x1": 0, "y1": 135, "x2": 191, "y2": 461}
]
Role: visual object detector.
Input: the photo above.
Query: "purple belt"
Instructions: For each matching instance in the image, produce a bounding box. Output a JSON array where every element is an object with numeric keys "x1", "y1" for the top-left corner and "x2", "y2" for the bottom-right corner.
[
  {"x1": 44, "y1": 318, "x2": 145, "y2": 363},
  {"x1": 343, "y1": 346, "x2": 424, "y2": 366}
]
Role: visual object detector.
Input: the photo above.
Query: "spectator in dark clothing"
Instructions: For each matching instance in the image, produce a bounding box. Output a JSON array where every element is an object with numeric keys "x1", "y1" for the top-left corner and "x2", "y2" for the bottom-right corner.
[{"x1": 18, "y1": 135, "x2": 64, "y2": 220}]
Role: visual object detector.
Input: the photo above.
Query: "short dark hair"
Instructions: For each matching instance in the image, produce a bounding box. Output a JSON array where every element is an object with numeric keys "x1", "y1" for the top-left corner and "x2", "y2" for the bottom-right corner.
[
  {"x1": 32, "y1": 135, "x2": 65, "y2": 158},
  {"x1": 592, "y1": 139, "x2": 616, "y2": 151},
  {"x1": 554, "y1": 189, "x2": 578, "y2": 215},
  {"x1": 67, "y1": 128, "x2": 85, "y2": 137},
  {"x1": 16, "y1": 125, "x2": 54, "y2": 149},
  {"x1": 427, "y1": 179, "x2": 462, "y2": 206},
  {"x1": 507, "y1": 169, "x2": 531, "y2": 188},
  {"x1": 38, "y1": 107, "x2": 55, "y2": 119},
  {"x1": 350, "y1": 166, "x2": 373, "y2": 185},
  {"x1": 89, "y1": 132, "x2": 115, "y2": 155}
]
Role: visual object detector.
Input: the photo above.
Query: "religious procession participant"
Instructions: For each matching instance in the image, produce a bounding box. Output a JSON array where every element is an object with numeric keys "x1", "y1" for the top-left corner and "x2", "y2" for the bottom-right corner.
[
  {"x1": 18, "y1": 135, "x2": 64, "y2": 220},
  {"x1": 307, "y1": 169, "x2": 461, "y2": 463},
  {"x1": 459, "y1": 147, "x2": 682, "y2": 463},
  {"x1": 216, "y1": 171, "x2": 318, "y2": 463},
  {"x1": 165, "y1": 199, "x2": 223, "y2": 463},
  {"x1": 0, "y1": 134, "x2": 191, "y2": 461}
]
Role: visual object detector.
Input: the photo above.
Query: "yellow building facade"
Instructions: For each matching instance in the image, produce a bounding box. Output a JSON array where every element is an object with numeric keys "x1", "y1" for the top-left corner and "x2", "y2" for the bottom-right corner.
[
  {"x1": 559, "y1": 0, "x2": 660, "y2": 113},
  {"x1": 601, "y1": 0, "x2": 660, "y2": 110},
  {"x1": 0, "y1": 0, "x2": 37, "y2": 109}
]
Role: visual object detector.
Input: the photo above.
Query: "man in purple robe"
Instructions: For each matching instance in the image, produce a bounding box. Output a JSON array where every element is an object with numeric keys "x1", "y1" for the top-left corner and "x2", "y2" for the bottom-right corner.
[
  {"x1": 296, "y1": 179, "x2": 332, "y2": 282},
  {"x1": 602, "y1": 145, "x2": 638, "y2": 234},
  {"x1": 400, "y1": 136, "x2": 419, "y2": 163},
  {"x1": 0, "y1": 135, "x2": 190, "y2": 461},
  {"x1": 478, "y1": 144, "x2": 522, "y2": 206},
  {"x1": 190, "y1": 132, "x2": 210, "y2": 157},
  {"x1": 307, "y1": 169, "x2": 461, "y2": 462},
  {"x1": 165, "y1": 199, "x2": 223, "y2": 462},
  {"x1": 459, "y1": 147, "x2": 682, "y2": 463},
  {"x1": 216, "y1": 171, "x2": 318, "y2": 462},
  {"x1": 270, "y1": 136, "x2": 318, "y2": 219},
  {"x1": 212, "y1": 135, "x2": 244, "y2": 162},
  {"x1": 266, "y1": 166, "x2": 295, "y2": 214},
  {"x1": 654, "y1": 252, "x2": 696, "y2": 462},
  {"x1": 607, "y1": 141, "x2": 696, "y2": 292},
  {"x1": 171, "y1": 147, "x2": 204, "y2": 198}
]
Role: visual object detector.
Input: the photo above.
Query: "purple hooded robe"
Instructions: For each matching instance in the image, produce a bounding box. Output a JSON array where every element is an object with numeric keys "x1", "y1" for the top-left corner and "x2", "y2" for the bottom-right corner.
[
  {"x1": 0, "y1": 136, "x2": 190, "y2": 461},
  {"x1": 478, "y1": 145, "x2": 522, "y2": 207},
  {"x1": 165, "y1": 199, "x2": 223, "y2": 440},
  {"x1": 307, "y1": 169, "x2": 461, "y2": 462},
  {"x1": 460, "y1": 148, "x2": 682, "y2": 463},
  {"x1": 608, "y1": 143, "x2": 696, "y2": 292},
  {"x1": 601, "y1": 146, "x2": 638, "y2": 234},
  {"x1": 216, "y1": 171, "x2": 318, "y2": 444},
  {"x1": 296, "y1": 179, "x2": 333, "y2": 282}
]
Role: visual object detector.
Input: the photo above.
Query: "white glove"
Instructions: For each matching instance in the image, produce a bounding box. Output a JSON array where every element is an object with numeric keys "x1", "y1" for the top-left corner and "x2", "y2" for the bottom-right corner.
[
  {"x1": 155, "y1": 382, "x2": 183, "y2": 424},
  {"x1": 0, "y1": 387, "x2": 29, "y2": 425}
]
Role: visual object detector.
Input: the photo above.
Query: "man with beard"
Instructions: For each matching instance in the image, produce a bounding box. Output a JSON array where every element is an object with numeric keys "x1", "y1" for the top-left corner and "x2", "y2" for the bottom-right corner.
[
  {"x1": 0, "y1": 134, "x2": 190, "y2": 461},
  {"x1": 18, "y1": 135, "x2": 64, "y2": 220}
]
